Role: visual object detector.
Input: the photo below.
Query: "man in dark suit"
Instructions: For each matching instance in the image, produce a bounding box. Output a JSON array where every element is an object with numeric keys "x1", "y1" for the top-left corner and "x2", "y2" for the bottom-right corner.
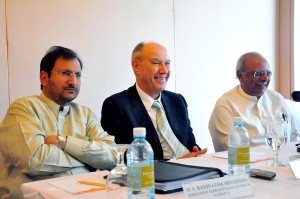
[{"x1": 101, "y1": 41, "x2": 207, "y2": 160}]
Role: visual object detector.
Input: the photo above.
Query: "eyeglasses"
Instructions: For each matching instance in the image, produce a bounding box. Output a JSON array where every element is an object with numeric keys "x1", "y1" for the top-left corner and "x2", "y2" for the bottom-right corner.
[
  {"x1": 50, "y1": 71, "x2": 87, "y2": 81},
  {"x1": 251, "y1": 70, "x2": 272, "y2": 78}
]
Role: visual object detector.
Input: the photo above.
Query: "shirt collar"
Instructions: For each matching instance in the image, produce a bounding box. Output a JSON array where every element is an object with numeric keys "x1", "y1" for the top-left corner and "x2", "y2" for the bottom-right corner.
[
  {"x1": 136, "y1": 83, "x2": 162, "y2": 111},
  {"x1": 39, "y1": 92, "x2": 70, "y2": 114}
]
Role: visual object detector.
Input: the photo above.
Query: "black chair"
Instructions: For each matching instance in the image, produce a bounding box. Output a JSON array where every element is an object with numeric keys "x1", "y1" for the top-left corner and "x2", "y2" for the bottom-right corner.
[{"x1": 291, "y1": 91, "x2": 300, "y2": 102}]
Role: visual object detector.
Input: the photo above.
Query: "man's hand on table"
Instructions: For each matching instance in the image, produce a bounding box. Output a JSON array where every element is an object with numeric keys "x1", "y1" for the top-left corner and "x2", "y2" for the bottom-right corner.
[{"x1": 179, "y1": 146, "x2": 208, "y2": 159}]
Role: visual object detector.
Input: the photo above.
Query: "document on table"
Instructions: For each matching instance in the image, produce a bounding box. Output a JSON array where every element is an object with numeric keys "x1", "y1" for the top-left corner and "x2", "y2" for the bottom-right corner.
[
  {"x1": 48, "y1": 171, "x2": 109, "y2": 194},
  {"x1": 211, "y1": 151, "x2": 273, "y2": 163},
  {"x1": 154, "y1": 161, "x2": 223, "y2": 194}
]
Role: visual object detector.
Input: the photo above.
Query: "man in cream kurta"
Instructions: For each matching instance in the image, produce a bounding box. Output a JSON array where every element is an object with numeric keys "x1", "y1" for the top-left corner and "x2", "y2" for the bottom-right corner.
[
  {"x1": 209, "y1": 52, "x2": 300, "y2": 152},
  {"x1": 209, "y1": 85, "x2": 299, "y2": 152},
  {"x1": 0, "y1": 46, "x2": 117, "y2": 199}
]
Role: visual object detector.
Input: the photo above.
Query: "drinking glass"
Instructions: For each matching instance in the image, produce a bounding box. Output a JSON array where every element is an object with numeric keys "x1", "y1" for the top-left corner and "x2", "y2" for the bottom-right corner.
[
  {"x1": 264, "y1": 121, "x2": 287, "y2": 167},
  {"x1": 106, "y1": 144, "x2": 129, "y2": 199}
]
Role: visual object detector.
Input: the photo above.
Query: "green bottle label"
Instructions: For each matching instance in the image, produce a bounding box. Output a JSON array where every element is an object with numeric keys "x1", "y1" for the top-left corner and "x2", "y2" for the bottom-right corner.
[
  {"x1": 127, "y1": 165, "x2": 154, "y2": 189},
  {"x1": 228, "y1": 146, "x2": 250, "y2": 165}
]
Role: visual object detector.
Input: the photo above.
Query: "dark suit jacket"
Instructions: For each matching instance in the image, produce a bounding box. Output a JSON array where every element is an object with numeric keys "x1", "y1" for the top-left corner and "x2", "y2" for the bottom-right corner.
[{"x1": 101, "y1": 85, "x2": 199, "y2": 159}]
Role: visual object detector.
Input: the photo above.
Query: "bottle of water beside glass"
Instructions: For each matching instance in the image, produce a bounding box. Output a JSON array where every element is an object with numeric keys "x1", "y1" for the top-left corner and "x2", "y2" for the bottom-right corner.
[
  {"x1": 228, "y1": 117, "x2": 250, "y2": 176},
  {"x1": 127, "y1": 127, "x2": 155, "y2": 199}
]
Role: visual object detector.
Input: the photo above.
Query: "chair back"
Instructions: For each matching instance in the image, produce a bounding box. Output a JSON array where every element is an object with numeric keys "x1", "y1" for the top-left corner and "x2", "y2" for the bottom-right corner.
[{"x1": 291, "y1": 91, "x2": 300, "y2": 102}]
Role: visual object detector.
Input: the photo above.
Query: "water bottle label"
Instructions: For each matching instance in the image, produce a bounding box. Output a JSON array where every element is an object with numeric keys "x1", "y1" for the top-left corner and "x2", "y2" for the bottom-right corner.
[
  {"x1": 127, "y1": 165, "x2": 154, "y2": 189},
  {"x1": 228, "y1": 147, "x2": 250, "y2": 165}
]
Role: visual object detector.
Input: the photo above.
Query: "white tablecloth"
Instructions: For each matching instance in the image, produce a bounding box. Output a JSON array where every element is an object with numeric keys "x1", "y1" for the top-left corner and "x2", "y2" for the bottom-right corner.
[{"x1": 21, "y1": 142, "x2": 300, "y2": 199}]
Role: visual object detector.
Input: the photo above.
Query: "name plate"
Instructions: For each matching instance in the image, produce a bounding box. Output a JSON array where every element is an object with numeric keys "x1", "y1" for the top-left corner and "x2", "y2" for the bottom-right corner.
[{"x1": 182, "y1": 174, "x2": 254, "y2": 199}]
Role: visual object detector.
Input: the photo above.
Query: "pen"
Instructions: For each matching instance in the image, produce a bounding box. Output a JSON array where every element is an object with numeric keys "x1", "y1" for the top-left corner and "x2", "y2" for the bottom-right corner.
[
  {"x1": 282, "y1": 114, "x2": 286, "y2": 122},
  {"x1": 282, "y1": 114, "x2": 288, "y2": 123},
  {"x1": 78, "y1": 181, "x2": 106, "y2": 187}
]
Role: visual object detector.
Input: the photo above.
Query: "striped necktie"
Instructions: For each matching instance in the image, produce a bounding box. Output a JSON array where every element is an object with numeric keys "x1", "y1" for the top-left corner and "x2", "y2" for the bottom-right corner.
[{"x1": 152, "y1": 101, "x2": 190, "y2": 158}]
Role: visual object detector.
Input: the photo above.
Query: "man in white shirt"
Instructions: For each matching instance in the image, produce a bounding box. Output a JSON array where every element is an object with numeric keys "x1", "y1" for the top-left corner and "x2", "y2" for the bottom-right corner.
[{"x1": 209, "y1": 52, "x2": 300, "y2": 152}]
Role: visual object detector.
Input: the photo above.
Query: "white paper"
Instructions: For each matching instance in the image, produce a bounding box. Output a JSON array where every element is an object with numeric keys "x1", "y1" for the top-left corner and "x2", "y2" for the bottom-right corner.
[
  {"x1": 48, "y1": 171, "x2": 109, "y2": 194},
  {"x1": 211, "y1": 151, "x2": 273, "y2": 163},
  {"x1": 49, "y1": 179, "x2": 106, "y2": 194},
  {"x1": 289, "y1": 159, "x2": 300, "y2": 179}
]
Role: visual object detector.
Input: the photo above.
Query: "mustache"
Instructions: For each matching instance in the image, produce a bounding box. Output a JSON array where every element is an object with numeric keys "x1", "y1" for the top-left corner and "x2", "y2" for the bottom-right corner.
[{"x1": 64, "y1": 86, "x2": 78, "y2": 92}]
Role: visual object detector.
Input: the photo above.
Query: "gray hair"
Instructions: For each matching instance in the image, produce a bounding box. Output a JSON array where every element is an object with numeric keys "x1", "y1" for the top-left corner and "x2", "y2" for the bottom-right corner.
[{"x1": 131, "y1": 42, "x2": 146, "y2": 61}]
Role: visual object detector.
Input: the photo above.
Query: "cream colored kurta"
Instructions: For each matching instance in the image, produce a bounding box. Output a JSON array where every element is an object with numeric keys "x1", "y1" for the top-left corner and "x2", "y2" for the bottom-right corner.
[
  {"x1": 0, "y1": 93, "x2": 117, "y2": 199},
  {"x1": 209, "y1": 85, "x2": 300, "y2": 152}
]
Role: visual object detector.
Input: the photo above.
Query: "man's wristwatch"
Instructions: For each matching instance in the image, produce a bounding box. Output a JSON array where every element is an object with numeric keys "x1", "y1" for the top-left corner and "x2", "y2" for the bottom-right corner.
[{"x1": 57, "y1": 136, "x2": 67, "y2": 150}]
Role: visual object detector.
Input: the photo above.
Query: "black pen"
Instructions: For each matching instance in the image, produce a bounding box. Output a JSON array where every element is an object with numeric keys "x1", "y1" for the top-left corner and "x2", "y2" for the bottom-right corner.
[{"x1": 282, "y1": 114, "x2": 288, "y2": 123}]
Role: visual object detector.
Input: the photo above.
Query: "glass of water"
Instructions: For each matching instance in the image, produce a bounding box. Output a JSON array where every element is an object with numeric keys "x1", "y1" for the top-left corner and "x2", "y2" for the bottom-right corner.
[
  {"x1": 106, "y1": 144, "x2": 129, "y2": 199},
  {"x1": 264, "y1": 121, "x2": 287, "y2": 167}
]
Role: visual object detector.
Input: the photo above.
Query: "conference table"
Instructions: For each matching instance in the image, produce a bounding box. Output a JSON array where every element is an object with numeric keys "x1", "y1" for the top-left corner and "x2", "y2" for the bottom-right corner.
[{"x1": 21, "y1": 142, "x2": 300, "y2": 199}]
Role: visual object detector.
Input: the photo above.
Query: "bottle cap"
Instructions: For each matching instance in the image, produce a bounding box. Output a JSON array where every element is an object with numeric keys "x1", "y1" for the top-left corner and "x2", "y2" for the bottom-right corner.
[{"x1": 133, "y1": 127, "x2": 146, "y2": 137}]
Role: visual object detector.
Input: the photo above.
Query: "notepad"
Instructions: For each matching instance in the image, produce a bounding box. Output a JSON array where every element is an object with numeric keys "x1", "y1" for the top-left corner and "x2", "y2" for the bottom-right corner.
[
  {"x1": 154, "y1": 161, "x2": 224, "y2": 194},
  {"x1": 211, "y1": 151, "x2": 273, "y2": 163},
  {"x1": 48, "y1": 171, "x2": 109, "y2": 194},
  {"x1": 49, "y1": 179, "x2": 106, "y2": 194}
]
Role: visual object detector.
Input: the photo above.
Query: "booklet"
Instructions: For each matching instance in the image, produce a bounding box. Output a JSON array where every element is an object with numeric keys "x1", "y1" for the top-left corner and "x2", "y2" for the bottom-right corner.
[{"x1": 154, "y1": 161, "x2": 224, "y2": 194}]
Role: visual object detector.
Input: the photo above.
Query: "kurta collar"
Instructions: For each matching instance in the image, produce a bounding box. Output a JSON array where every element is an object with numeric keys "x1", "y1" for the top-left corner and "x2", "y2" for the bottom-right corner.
[
  {"x1": 237, "y1": 85, "x2": 259, "y2": 102},
  {"x1": 39, "y1": 92, "x2": 70, "y2": 114}
]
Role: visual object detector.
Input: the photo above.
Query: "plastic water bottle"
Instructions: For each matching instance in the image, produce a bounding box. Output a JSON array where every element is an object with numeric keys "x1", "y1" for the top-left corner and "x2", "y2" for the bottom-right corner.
[
  {"x1": 127, "y1": 127, "x2": 155, "y2": 199},
  {"x1": 228, "y1": 117, "x2": 250, "y2": 176}
]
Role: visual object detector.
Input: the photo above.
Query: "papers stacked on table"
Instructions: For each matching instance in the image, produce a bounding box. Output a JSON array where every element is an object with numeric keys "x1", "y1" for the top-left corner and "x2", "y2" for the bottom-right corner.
[{"x1": 154, "y1": 161, "x2": 224, "y2": 194}]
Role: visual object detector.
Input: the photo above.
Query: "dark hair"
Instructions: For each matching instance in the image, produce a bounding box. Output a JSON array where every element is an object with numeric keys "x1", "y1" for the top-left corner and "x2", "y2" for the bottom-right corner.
[{"x1": 40, "y1": 46, "x2": 83, "y2": 89}]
